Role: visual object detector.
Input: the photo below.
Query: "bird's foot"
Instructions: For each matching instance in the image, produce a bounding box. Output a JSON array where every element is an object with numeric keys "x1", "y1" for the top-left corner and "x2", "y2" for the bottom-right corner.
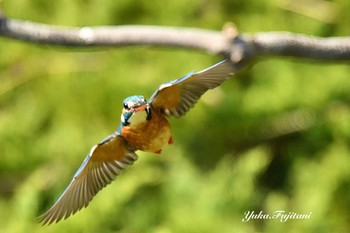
[{"x1": 168, "y1": 136, "x2": 174, "y2": 145}]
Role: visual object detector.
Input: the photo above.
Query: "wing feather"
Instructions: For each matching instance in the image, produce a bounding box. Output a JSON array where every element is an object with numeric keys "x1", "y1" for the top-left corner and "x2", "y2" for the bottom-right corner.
[
  {"x1": 38, "y1": 133, "x2": 138, "y2": 225},
  {"x1": 149, "y1": 60, "x2": 235, "y2": 117}
]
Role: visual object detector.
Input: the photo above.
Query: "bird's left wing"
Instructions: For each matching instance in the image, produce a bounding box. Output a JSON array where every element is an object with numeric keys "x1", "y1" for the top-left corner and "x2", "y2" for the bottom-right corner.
[
  {"x1": 38, "y1": 132, "x2": 138, "y2": 225},
  {"x1": 149, "y1": 60, "x2": 235, "y2": 117}
]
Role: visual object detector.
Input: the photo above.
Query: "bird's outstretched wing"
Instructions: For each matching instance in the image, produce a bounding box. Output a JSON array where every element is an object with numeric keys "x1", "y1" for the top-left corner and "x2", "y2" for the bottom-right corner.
[
  {"x1": 149, "y1": 60, "x2": 235, "y2": 117},
  {"x1": 38, "y1": 132, "x2": 138, "y2": 225}
]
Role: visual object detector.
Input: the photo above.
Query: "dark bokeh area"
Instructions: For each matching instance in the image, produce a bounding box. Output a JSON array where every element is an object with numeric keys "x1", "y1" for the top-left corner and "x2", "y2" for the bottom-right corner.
[{"x1": 1, "y1": 0, "x2": 350, "y2": 232}]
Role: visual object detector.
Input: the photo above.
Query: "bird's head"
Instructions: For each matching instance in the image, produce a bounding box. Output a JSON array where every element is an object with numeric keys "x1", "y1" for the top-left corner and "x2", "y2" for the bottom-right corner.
[{"x1": 121, "y1": 95, "x2": 151, "y2": 126}]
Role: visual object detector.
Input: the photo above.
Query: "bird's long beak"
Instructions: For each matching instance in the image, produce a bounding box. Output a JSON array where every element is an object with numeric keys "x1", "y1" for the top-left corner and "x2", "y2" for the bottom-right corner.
[
  {"x1": 134, "y1": 105, "x2": 147, "y2": 112},
  {"x1": 134, "y1": 104, "x2": 152, "y2": 120}
]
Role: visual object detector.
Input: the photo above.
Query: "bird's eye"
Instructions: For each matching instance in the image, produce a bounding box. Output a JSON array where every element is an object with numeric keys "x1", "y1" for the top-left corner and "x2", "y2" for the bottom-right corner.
[{"x1": 123, "y1": 103, "x2": 129, "y2": 109}]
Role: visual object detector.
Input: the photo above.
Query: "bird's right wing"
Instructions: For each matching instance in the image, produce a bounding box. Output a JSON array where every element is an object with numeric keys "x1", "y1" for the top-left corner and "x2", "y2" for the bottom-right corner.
[{"x1": 38, "y1": 132, "x2": 138, "y2": 225}]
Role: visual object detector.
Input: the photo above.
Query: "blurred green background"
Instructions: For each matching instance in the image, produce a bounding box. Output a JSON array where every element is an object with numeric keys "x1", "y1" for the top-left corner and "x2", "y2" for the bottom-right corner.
[{"x1": 1, "y1": 0, "x2": 350, "y2": 232}]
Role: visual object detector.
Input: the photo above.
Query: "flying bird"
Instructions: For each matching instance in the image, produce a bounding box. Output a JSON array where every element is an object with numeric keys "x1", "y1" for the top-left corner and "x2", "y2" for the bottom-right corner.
[{"x1": 38, "y1": 59, "x2": 235, "y2": 225}]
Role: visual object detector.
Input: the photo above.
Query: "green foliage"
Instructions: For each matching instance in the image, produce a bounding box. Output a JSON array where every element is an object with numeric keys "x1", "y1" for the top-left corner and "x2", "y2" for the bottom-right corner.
[{"x1": 1, "y1": 0, "x2": 350, "y2": 232}]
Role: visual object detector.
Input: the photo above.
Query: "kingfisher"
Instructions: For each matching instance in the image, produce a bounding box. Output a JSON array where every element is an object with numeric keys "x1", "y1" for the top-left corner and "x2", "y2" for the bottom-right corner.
[{"x1": 39, "y1": 59, "x2": 235, "y2": 225}]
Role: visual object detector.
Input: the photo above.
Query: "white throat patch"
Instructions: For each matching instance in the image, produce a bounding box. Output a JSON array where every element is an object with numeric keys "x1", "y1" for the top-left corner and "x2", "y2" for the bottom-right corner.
[{"x1": 127, "y1": 110, "x2": 148, "y2": 126}]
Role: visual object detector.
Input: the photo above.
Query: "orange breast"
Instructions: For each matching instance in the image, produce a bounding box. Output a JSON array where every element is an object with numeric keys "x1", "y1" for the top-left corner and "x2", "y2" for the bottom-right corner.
[{"x1": 121, "y1": 110, "x2": 172, "y2": 153}]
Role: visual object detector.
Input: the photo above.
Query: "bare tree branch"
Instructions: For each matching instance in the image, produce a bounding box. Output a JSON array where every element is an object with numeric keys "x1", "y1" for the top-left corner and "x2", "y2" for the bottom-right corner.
[
  {"x1": 1, "y1": 15, "x2": 350, "y2": 69},
  {"x1": 0, "y1": 17, "x2": 228, "y2": 52},
  {"x1": 251, "y1": 32, "x2": 350, "y2": 60}
]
